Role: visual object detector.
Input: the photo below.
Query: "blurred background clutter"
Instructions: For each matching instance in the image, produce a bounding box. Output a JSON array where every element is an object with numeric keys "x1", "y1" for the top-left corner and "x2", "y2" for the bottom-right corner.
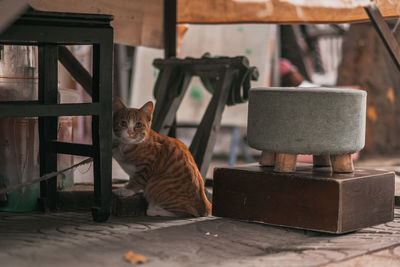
[{"x1": 2, "y1": 15, "x2": 400, "y2": 210}]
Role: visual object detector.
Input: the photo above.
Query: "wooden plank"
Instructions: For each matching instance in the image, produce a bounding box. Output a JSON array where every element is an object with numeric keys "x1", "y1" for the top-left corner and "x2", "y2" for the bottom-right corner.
[
  {"x1": 58, "y1": 46, "x2": 93, "y2": 97},
  {"x1": 0, "y1": 103, "x2": 100, "y2": 117},
  {"x1": 213, "y1": 164, "x2": 394, "y2": 234},
  {"x1": 365, "y1": 4, "x2": 400, "y2": 72},
  {"x1": 50, "y1": 141, "x2": 96, "y2": 157},
  {"x1": 16, "y1": 10, "x2": 112, "y2": 25},
  {"x1": 0, "y1": 25, "x2": 111, "y2": 44},
  {"x1": 178, "y1": 0, "x2": 399, "y2": 24},
  {"x1": 153, "y1": 56, "x2": 249, "y2": 68}
]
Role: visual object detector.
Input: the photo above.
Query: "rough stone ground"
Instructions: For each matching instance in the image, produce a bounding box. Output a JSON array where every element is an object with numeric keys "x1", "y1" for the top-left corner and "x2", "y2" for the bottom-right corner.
[
  {"x1": 0, "y1": 209, "x2": 400, "y2": 267},
  {"x1": 1, "y1": 156, "x2": 400, "y2": 266}
]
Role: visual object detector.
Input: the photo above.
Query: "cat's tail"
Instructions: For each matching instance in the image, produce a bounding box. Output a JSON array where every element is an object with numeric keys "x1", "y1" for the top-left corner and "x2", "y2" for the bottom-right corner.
[
  {"x1": 199, "y1": 190, "x2": 212, "y2": 217},
  {"x1": 183, "y1": 191, "x2": 211, "y2": 217}
]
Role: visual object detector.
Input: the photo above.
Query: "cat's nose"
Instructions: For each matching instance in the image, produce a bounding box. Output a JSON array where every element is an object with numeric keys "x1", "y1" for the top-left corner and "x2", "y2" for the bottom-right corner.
[{"x1": 127, "y1": 130, "x2": 134, "y2": 136}]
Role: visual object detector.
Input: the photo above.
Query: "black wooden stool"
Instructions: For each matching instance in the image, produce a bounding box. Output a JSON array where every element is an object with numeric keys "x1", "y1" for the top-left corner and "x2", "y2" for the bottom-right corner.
[
  {"x1": 152, "y1": 55, "x2": 258, "y2": 179},
  {"x1": 0, "y1": 10, "x2": 113, "y2": 222}
]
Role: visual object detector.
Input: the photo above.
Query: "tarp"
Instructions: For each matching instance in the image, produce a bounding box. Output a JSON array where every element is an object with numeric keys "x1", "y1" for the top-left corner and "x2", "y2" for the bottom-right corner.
[
  {"x1": 30, "y1": 0, "x2": 399, "y2": 48},
  {"x1": 178, "y1": 0, "x2": 399, "y2": 24}
]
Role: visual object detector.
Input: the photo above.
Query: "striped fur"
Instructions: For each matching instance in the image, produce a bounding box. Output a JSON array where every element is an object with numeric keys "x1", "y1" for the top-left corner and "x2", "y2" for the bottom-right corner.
[{"x1": 112, "y1": 98, "x2": 211, "y2": 217}]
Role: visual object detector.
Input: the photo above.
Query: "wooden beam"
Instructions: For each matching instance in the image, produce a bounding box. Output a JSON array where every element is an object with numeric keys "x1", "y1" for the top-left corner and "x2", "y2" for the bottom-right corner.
[
  {"x1": 0, "y1": 102, "x2": 100, "y2": 117},
  {"x1": 38, "y1": 44, "x2": 59, "y2": 211},
  {"x1": 58, "y1": 45, "x2": 93, "y2": 96},
  {"x1": 50, "y1": 141, "x2": 96, "y2": 157},
  {"x1": 364, "y1": 4, "x2": 400, "y2": 72},
  {"x1": 189, "y1": 68, "x2": 232, "y2": 178}
]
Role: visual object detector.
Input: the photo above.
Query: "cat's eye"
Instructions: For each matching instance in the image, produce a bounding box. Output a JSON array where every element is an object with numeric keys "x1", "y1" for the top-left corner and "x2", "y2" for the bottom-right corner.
[
  {"x1": 135, "y1": 122, "x2": 143, "y2": 128},
  {"x1": 120, "y1": 121, "x2": 128, "y2": 127}
]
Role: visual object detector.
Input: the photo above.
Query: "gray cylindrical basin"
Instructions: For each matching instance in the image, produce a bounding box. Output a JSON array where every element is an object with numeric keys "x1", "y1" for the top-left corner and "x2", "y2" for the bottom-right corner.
[{"x1": 247, "y1": 87, "x2": 367, "y2": 155}]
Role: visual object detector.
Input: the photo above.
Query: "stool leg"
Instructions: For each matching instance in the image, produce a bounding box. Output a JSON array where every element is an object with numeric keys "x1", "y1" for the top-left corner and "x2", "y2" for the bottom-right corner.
[
  {"x1": 274, "y1": 153, "x2": 297, "y2": 172},
  {"x1": 260, "y1": 151, "x2": 275, "y2": 166},
  {"x1": 91, "y1": 41, "x2": 112, "y2": 222},
  {"x1": 313, "y1": 155, "x2": 331, "y2": 167},
  {"x1": 331, "y1": 154, "x2": 354, "y2": 173}
]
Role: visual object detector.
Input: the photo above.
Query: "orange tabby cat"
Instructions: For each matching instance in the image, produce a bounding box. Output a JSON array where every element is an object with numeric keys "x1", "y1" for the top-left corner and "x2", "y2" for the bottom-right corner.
[{"x1": 112, "y1": 98, "x2": 211, "y2": 217}]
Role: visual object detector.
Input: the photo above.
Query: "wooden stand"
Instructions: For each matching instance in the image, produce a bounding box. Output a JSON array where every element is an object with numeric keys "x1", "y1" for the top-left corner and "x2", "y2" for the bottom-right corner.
[
  {"x1": 0, "y1": 10, "x2": 114, "y2": 222},
  {"x1": 212, "y1": 163, "x2": 394, "y2": 234}
]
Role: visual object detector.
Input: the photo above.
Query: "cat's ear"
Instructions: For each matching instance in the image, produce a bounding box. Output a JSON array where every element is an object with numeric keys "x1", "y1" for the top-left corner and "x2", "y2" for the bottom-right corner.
[
  {"x1": 140, "y1": 101, "x2": 154, "y2": 121},
  {"x1": 113, "y1": 97, "x2": 126, "y2": 113}
]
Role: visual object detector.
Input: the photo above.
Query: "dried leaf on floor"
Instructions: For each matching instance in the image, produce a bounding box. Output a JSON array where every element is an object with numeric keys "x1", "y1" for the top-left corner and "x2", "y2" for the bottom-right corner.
[{"x1": 124, "y1": 251, "x2": 148, "y2": 264}]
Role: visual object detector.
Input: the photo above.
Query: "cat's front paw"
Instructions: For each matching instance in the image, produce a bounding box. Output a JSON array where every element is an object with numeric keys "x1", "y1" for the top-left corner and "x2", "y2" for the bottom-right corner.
[
  {"x1": 114, "y1": 187, "x2": 136, "y2": 197},
  {"x1": 146, "y1": 202, "x2": 177, "y2": 217}
]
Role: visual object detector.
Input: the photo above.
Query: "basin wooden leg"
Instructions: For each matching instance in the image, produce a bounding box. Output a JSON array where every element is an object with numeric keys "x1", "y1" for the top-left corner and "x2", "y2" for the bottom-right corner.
[
  {"x1": 260, "y1": 151, "x2": 275, "y2": 166},
  {"x1": 274, "y1": 153, "x2": 297, "y2": 172},
  {"x1": 330, "y1": 154, "x2": 354, "y2": 173},
  {"x1": 313, "y1": 155, "x2": 331, "y2": 167}
]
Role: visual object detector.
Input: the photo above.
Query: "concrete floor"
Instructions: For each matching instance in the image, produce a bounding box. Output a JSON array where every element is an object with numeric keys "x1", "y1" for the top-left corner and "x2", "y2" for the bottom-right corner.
[{"x1": 1, "y1": 156, "x2": 400, "y2": 266}]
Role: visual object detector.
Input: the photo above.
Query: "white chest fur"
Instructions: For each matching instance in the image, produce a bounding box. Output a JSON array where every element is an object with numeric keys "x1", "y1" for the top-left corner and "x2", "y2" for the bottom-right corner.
[{"x1": 112, "y1": 144, "x2": 137, "y2": 177}]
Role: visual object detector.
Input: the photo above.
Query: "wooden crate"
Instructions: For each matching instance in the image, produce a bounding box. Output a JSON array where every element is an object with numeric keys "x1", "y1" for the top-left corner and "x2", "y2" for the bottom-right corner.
[{"x1": 212, "y1": 163, "x2": 394, "y2": 234}]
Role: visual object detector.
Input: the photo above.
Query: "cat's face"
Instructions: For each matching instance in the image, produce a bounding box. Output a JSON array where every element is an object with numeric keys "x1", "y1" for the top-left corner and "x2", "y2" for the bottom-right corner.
[{"x1": 112, "y1": 98, "x2": 154, "y2": 145}]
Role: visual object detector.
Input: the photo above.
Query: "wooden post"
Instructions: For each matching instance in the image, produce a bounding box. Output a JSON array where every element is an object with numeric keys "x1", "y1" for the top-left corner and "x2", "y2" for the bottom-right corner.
[
  {"x1": 313, "y1": 155, "x2": 331, "y2": 167},
  {"x1": 163, "y1": 0, "x2": 176, "y2": 58},
  {"x1": 91, "y1": 32, "x2": 113, "y2": 222},
  {"x1": 260, "y1": 151, "x2": 275, "y2": 166},
  {"x1": 274, "y1": 153, "x2": 297, "y2": 172},
  {"x1": 331, "y1": 154, "x2": 354, "y2": 173},
  {"x1": 38, "y1": 44, "x2": 58, "y2": 211}
]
